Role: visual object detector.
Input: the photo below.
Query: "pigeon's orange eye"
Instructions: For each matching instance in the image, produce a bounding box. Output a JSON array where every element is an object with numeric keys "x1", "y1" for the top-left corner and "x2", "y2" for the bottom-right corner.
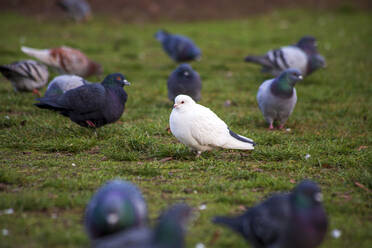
[
  {"x1": 116, "y1": 76, "x2": 121, "y2": 81},
  {"x1": 181, "y1": 101, "x2": 185, "y2": 104}
]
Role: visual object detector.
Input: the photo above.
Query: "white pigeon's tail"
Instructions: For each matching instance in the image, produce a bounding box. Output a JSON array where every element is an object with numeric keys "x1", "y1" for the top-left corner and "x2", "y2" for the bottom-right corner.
[
  {"x1": 21, "y1": 46, "x2": 51, "y2": 65},
  {"x1": 223, "y1": 129, "x2": 255, "y2": 150}
]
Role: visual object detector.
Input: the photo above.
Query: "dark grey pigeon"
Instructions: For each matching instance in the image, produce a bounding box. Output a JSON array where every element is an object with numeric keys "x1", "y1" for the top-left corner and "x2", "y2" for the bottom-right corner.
[
  {"x1": 257, "y1": 68, "x2": 302, "y2": 130},
  {"x1": 44, "y1": 74, "x2": 90, "y2": 98},
  {"x1": 92, "y1": 203, "x2": 192, "y2": 248},
  {"x1": 245, "y1": 36, "x2": 326, "y2": 77},
  {"x1": 35, "y1": 73, "x2": 130, "y2": 128},
  {"x1": 85, "y1": 180, "x2": 148, "y2": 240},
  {"x1": 57, "y1": 0, "x2": 92, "y2": 22},
  {"x1": 155, "y1": 30, "x2": 201, "y2": 62},
  {"x1": 167, "y1": 64, "x2": 202, "y2": 102},
  {"x1": 213, "y1": 180, "x2": 328, "y2": 248},
  {"x1": 0, "y1": 60, "x2": 49, "y2": 95}
]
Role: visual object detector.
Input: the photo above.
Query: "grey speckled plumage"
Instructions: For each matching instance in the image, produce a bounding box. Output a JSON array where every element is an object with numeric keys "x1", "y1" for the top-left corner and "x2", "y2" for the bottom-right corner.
[
  {"x1": 57, "y1": 0, "x2": 92, "y2": 21},
  {"x1": 35, "y1": 73, "x2": 130, "y2": 128},
  {"x1": 245, "y1": 36, "x2": 326, "y2": 77},
  {"x1": 92, "y1": 203, "x2": 192, "y2": 248},
  {"x1": 0, "y1": 60, "x2": 49, "y2": 93},
  {"x1": 85, "y1": 180, "x2": 148, "y2": 240},
  {"x1": 257, "y1": 68, "x2": 302, "y2": 129},
  {"x1": 44, "y1": 74, "x2": 89, "y2": 97},
  {"x1": 155, "y1": 30, "x2": 201, "y2": 62},
  {"x1": 213, "y1": 180, "x2": 328, "y2": 248},
  {"x1": 167, "y1": 64, "x2": 202, "y2": 102}
]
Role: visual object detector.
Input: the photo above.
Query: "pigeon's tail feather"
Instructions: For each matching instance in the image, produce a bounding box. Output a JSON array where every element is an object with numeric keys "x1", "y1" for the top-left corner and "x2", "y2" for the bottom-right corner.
[
  {"x1": 213, "y1": 216, "x2": 245, "y2": 235},
  {"x1": 223, "y1": 129, "x2": 255, "y2": 150},
  {"x1": 245, "y1": 55, "x2": 273, "y2": 68},
  {"x1": 21, "y1": 46, "x2": 51, "y2": 64},
  {"x1": 34, "y1": 97, "x2": 67, "y2": 111},
  {"x1": 0, "y1": 65, "x2": 12, "y2": 75}
]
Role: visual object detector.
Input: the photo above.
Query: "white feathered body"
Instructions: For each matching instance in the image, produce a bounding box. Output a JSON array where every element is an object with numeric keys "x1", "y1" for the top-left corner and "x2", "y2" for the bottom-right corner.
[
  {"x1": 0, "y1": 60, "x2": 49, "y2": 92},
  {"x1": 257, "y1": 79, "x2": 297, "y2": 125},
  {"x1": 170, "y1": 103, "x2": 254, "y2": 152},
  {"x1": 267, "y1": 46, "x2": 308, "y2": 76}
]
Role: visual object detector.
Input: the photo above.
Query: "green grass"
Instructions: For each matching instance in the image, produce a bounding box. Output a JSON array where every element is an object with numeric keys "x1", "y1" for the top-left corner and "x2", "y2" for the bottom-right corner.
[{"x1": 0, "y1": 8, "x2": 371, "y2": 248}]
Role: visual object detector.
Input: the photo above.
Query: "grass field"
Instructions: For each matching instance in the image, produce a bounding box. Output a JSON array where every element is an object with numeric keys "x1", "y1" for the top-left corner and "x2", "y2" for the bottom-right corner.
[{"x1": 0, "y1": 8, "x2": 371, "y2": 248}]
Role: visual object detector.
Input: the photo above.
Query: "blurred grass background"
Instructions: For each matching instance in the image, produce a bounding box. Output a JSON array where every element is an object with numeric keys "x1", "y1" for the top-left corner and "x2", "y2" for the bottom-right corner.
[{"x1": 0, "y1": 2, "x2": 371, "y2": 248}]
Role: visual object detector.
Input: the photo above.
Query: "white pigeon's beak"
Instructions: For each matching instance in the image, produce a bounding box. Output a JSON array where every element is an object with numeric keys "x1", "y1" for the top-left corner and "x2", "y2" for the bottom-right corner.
[
  {"x1": 298, "y1": 75, "x2": 303, "y2": 80},
  {"x1": 123, "y1": 79, "x2": 131, "y2": 86},
  {"x1": 173, "y1": 103, "x2": 179, "y2": 108}
]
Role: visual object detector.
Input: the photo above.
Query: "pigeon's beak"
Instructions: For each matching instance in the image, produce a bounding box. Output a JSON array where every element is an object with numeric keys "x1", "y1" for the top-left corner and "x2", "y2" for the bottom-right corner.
[
  {"x1": 298, "y1": 75, "x2": 303, "y2": 80},
  {"x1": 173, "y1": 103, "x2": 178, "y2": 108},
  {"x1": 123, "y1": 79, "x2": 131, "y2": 86}
]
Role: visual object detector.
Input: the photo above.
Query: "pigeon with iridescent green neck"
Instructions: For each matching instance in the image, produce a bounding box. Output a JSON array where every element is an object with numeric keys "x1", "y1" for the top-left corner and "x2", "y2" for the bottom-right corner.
[
  {"x1": 213, "y1": 180, "x2": 328, "y2": 248},
  {"x1": 257, "y1": 68, "x2": 302, "y2": 129},
  {"x1": 245, "y1": 36, "x2": 326, "y2": 77},
  {"x1": 92, "y1": 203, "x2": 192, "y2": 248},
  {"x1": 84, "y1": 180, "x2": 148, "y2": 240}
]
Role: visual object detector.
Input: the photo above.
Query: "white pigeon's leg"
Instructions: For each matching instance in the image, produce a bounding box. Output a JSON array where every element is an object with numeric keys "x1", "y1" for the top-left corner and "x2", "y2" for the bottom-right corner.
[{"x1": 196, "y1": 151, "x2": 202, "y2": 157}]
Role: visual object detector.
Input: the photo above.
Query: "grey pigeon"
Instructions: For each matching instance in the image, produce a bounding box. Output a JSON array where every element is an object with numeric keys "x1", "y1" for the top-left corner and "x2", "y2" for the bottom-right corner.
[
  {"x1": 245, "y1": 36, "x2": 326, "y2": 77},
  {"x1": 93, "y1": 203, "x2": 192, "y2": 248},
  {"x1": 57, "y1": 0, "x2": 92, "y2": 22},
  {"x1": 35, "y1": 73, "x2": 130, "y2": 128},
  {"x1": 155, "y1": 30, "x2": 201, "y2": 62},
  {"x1": 167, "y1": 64, "x2": 202, "y2": 102},
  {"x1": 85, "y1": 180, "x2": 148, "y2": 240},
  {"x1": 257, "y1": 68, "x2": 302, "y2": 129},
  {"x1": 0, "y1": 60, "x2": 49, "y2": 95},
  {"x1": 213, "y1": 180, "x2": 328, "y2": 248},
  {"x1": 44, "y1": 74, "x2": 89, "y2": 97}
]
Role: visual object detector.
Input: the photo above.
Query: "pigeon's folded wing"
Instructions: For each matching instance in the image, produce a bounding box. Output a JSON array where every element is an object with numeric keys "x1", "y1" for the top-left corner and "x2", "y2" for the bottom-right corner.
[{"x1": 190, "y1": 106, "x2": 229, "y2": 147}]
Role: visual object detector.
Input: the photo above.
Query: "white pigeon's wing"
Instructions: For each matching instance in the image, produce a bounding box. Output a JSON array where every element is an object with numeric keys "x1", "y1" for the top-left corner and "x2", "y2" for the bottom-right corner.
[{"x1": 189, "y1": 105, "x2": 230, "y2": 147}]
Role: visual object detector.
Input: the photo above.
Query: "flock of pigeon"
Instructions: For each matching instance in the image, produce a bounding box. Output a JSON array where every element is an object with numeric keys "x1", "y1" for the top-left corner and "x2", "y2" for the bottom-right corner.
[
  {"x1": 0, "y1": 0, "x2": 330, "y2": 247},
  {"x1": 82, "y1": 179, "x2": 327, "y2": 248}
]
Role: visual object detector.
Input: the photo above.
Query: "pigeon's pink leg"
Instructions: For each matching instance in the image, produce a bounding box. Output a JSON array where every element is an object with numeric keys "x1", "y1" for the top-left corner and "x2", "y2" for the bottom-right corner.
[
  {"x1": 32, "y1": 89, "x2": 41, "y2": 97},
  {"x1": 269, "y1": 123, "x2": 274, "y2": 130},
  {"x1": 278, "y1": 124, "x2": 285, "y2": 129},
  {"x1": 86, "y1": 120, "x2": 96, "y2": 128}
]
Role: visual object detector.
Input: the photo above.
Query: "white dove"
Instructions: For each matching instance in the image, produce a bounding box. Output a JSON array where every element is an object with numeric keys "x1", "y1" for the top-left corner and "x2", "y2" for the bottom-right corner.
[{"x1": 169, "y1": 95, "x2": 255, "y2": 156}]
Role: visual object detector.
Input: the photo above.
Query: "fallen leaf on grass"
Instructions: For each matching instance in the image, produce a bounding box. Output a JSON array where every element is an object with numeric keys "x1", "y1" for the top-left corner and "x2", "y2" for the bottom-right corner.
[
  {"x1": 208, "y1": 230, "x2": 221, "y2": 246},
  {"x1": 354, "y1": 182, "x2": 371, "y2": 193},
  {"x1": 357, "y1": 145, "x2": 368, "y2": 151},
  {"x1": 290, "y1": 179, "x2": 296, "y2": 184},
  {"x1": 159, "y1": 157, "x2": 173, "y2": 163}
]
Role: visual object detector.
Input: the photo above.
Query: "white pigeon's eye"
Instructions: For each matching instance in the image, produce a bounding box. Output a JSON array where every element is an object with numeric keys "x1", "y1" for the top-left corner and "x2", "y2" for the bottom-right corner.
[{"x1": 181, "y1": 101, "x2": 185, "y2": 104}]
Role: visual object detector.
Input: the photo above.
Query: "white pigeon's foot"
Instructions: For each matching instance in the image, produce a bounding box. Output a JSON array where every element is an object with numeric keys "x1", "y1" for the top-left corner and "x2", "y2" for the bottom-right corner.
[{"x1": 196, "y1": 151, "x2": 202, "y2": 157}]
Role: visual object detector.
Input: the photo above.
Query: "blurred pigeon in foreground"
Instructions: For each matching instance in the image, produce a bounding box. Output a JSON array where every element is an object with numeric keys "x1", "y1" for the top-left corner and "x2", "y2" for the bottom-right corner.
[
  {"x1": 44, "y1": 74, "x2": 89, "y2": 97},
  {"x1": 213, "y1": 180, "x2": 328, "y2": 248},
  {"x1": 93, "y1": 203, "x2": 192, "y2": 248},
  {"x1": 170, "y1": 95, "x2": 255, "y2": 156},
  {"x1": 245, "y1": 36, "x2": 326, "y2": 77},
  {"x1": 57, "y1": 0, "x2": 92, "y2": 22},
  {"x1": 85, "y1": 180, "x2": 148, "y2": 240},
  {"x1": 0, "y1": 60, "x2": 48, "y2": 95},
  {"x1": 167, "y1": 64, "x2": 202, "y2": 102},
  {"x1": 35, "y1": 73, "x2": 130, "y2": 128},
  {"x1": 21, "y1": 46, "x2": 102, "y2": 77},
  {"x1": 257, "y1": 68, "x2": 302, "y2": 129},
  {"x1": 155, "y1": 30, "x2": 201, "y2": 62}
]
